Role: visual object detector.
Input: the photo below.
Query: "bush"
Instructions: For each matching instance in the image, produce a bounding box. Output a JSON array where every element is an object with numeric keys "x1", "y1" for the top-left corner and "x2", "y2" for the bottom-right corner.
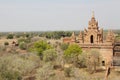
[
  {"x1": 0, "y1": 55, "x2": 21, "y2": 80},
  {"x1": 64, "y1": 67, "x2": 72, "y2": 77},
  {"x1": 60, "y1": 43, "x2": 69, "y2": 50},
  {"x1": 76, "y1": 52, "x2": 87, "y2": 68},
  {"x1": 25, "y1": 34, "x2": 29, "y2": 38},
  {"x1": 15, "y1": 34, "x2": 21, "y2": 38},
  {"x1": 19, "y1": 42, "x2": 27, "y2": 50},
  {"x1": 30, "y1": 40, "x2": 52, "y2": 58},
  {"x1": 87, "y1": 49, "x2": 100, "y2": 73},
  {"x1": 43, "y1": 49, "x2": 57, "y2": 62},
  {"x1": 64, "y1": 44, "x2": 82, "y2": 64},
  {"x1": 18, "y1": 38, "x2": 30, "y2": 44},
  {"x1": 1, "y1": 70, "x2": 21, "y2": 80},
  {"x1": 0, "y1": 45, "x2": 6, "y2": 52},
  {"x1": 7, "y1": 34, "x2": 14, "y2": 39},
  {"x1": 0, "y1": 53, "x2": 40, "y2": 80},
  {"x1": 64, "y1": 67, "x2": 78, "y2": 77},
  {"x1": 4, "y1": 42, "x2": 9, "y2": 46},
  {"x1": 36, "y1": 62, "x2": 55, "y2": 80}
]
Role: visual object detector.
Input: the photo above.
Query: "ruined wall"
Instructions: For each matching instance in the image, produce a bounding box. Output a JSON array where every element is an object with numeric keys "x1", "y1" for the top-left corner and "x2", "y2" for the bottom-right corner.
[{"x1": 80, "y1": 44, "x2": 113, "y2": 67}]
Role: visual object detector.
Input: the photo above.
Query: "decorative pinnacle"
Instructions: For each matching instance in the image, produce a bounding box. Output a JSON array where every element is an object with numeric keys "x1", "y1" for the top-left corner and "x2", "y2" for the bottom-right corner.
[
  {"x1": 92, "y1": 11, "x2": 95, "y2": 18},
  {"x1": 72, "y1": 32, "x2": 75, "y2": 37}
]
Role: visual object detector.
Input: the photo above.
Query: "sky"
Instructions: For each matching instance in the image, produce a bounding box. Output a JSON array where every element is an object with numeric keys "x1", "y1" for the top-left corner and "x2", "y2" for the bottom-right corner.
[{"x1": 0, "y1": 0, "x2": 120, "y2": 32}]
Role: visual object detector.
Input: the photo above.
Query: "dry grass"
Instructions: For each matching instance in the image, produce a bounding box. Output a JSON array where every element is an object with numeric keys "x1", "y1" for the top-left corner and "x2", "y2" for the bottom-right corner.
[{"x1": 0, "y1": 38, "x2": 17, "y2": 45}]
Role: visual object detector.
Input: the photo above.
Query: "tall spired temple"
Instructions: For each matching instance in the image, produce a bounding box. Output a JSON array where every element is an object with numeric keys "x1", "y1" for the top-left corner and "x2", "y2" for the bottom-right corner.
[
  {"x1": 83, "y1": 12, "x2": 103, "y2": 44},
  {"x1": 62, "y1": 12, "x2": 116, "y2": 67},
  {"x1": 63, "y1": 12, "x2": 115, "y2": 44}
]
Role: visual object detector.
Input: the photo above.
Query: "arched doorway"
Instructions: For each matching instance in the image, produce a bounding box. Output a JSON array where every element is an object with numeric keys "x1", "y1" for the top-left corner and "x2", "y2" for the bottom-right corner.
[{"x1": 90, "y1": 35, "x2": 94, "y2": 43}]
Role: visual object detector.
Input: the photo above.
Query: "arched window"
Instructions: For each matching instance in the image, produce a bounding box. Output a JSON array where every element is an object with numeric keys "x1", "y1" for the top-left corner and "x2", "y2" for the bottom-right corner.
[{"x1": 90, "y1": 35, "x2": 94, "y2": 43}]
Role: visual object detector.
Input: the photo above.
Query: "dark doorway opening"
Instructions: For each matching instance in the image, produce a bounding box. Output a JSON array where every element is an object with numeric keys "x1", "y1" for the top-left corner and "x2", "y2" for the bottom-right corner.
[
  {"x1": 102, "y1": 61, "x2": 105, "y2": 66},
  {"x1": 90, "y1": 35, "x2": 94, "y2": 43}
]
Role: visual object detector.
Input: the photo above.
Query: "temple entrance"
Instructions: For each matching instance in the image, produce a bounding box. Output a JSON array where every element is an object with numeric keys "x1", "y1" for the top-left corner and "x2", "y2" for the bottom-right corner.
[
  {"x1": 90, "y1": 35, "x2": 94, "y2": 43},
  {"x1": 102, "y1": 61, "x2": 105, "y2": 66}
]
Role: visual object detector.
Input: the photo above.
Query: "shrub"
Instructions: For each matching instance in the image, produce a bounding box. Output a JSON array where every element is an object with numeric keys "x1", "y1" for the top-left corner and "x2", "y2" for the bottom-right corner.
[
  {"x1": 60, "y1": 43, "x2": 69, "y2": 50},
  {"x1": 18, "y1": 38, "x2": 30, "y2": 44},
  {"x1": 64, "y1": 67, "x2": 72, "y2": 77},
  {"x1": 30, "y1": 40, "x2": 52, "y2": 58},
  {"x1": 64, "y1": 44, "x2": 82, "y2": 64},
  {"x1": 0, "y1": 55, "x2": 21, "y2": 80},
  {"x1": 76, "y1": 52, "x2": 87, "y2": 68},
  {"x1": 87, "y1": 49, "x2": 100, "y2": 73},
  {"x1": 25, "y1": 34, "x2": 29, "y2": 38},
  {"x1": 36, "y1": 62, "x2": 55, "y2": 80},
  {"x1": 4, "y1": 42, "x2": 9, "y2": 46},
  {"x1": 7, "y1": 34, "x2": 14, "y2": 39},
  {"x1": 0, "y1": 53, "x2": 39, "y2": 80},
  {"x1": 19, "y1": 42, "x2": 27, "y2": 50},
  {"x1": 1, "y1": 70, "x2": 21, "y2": 80},
  {"x1": 16, "y1": 34, "x2": 20, "y2": 38},
  {"x1": 0, "y1": 45, "x2": 6, "y2": 52},
  {"x1": 64, "y1": 67, "x2": 77, "y2": 77},
  {"x1": 43, "y1": 49, "x2": 57, "y2": 62}
]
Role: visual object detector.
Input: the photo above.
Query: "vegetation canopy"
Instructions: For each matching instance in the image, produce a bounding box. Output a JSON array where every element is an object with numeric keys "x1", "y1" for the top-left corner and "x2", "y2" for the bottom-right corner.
[
  {"x1": 30, "y1": 40, "x2": 52, "y2": 57},
  {"x1": 64, "y1": 44, "x2": 82, "y2": 64},
  {"x1": 43, "y1": 49, "x2": 57, "y2": 62},
  {"x1": 64, "y1": 44, "x2": 82, "y2": 57}
]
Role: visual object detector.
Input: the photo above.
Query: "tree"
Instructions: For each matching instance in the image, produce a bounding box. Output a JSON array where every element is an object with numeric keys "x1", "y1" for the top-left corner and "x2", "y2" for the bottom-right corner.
[
  {"x1": 77, "y1": 52, "x2": 87, "y2": 68},
  {"x1": 36, "y1": 62, "x2": 55, "y2": 80},
  {"x1": 25, "y1": 34, "x2": 29, "y2": 38},
  {"x1": 4, "y1": 42, "x2": 9, "y2": 46},
  {"x1": 60, "y1": 43, "x2": 69, "y2": 51},
  {"x1": 43, "y1": 49, "x2": 57, "y2": 62},
  {"x1": 19, "y1": 42, "x2": 27, "y2": 50},
  {"x1": 87, "y1": 49, "x2": 100, "y2": 73},
  {"x1": 40, "y1": 31, "x2": 72, "y2": 39},
  {"x1": 18, "y1": 38, "x2": 30, "y2": 44},
  {"x1": 7, "y1": 34, "x2": 14, "y2": 39},
  {"x1": 30, "y1": 40, "x2": 52, "y2": 58},
  {"x1": 64, "y1": 44, "x2": 82, "y2": 64},
  {"x1": 0, "y1": 53, "x2": 40, "y2": 80}
]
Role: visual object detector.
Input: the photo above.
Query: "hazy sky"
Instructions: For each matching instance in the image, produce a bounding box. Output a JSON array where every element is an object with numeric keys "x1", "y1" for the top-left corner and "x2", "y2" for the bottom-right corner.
[{"x1": 0, "y1": 0, "x2": 120, "y2": 31}]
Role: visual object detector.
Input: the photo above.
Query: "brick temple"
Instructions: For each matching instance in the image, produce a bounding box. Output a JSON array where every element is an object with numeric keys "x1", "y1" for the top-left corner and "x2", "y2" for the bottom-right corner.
[{"x1": 62, "y1": 12, "x2": 118, "y2": 67}]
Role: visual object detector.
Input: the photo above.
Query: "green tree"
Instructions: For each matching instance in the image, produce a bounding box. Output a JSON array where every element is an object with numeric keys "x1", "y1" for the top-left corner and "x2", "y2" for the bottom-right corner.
[
  {"x1": 64, "y1": 44, "x2": 82, "y2": 64},
  {"x1": 7, "y1": 34, "x2": 14, "y2": 39},
  {"x1": 25, "y1": 34, "x2": 29, "y2": 38},
  {"x1": 30, "y1": 40, "x2": 52, "y2": 58},
  {"x1": 19, "y1": 42, "x2": 27, "y2": 50}
]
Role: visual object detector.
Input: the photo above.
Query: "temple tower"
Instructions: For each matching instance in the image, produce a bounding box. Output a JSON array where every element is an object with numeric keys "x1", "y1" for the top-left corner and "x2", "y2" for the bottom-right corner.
[
  {"x1": 71, "y1": 32, "x2": 76, "y2": 43},
  {"x1": 106, "y1": 30, "x2": 115, "y2": 43},
  {"x1": 84, "y1": 12, "x2": 103, "y2": 44},
  {"x1": 78, "y1": 31, "x2": 83, "y2": 43}
]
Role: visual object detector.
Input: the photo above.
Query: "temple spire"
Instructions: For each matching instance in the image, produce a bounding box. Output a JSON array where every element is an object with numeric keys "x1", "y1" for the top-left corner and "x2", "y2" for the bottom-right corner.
[
  {"x1": 71, "y1": 32, "x2": 75, "y2": 37},
  {"x1": 92, "y1": 11, "x2": 95, "y2": 18}
]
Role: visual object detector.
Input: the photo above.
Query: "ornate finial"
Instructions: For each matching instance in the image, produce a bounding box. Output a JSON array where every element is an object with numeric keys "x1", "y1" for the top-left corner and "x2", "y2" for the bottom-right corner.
[
  {"x1": 79, "y1": 31, "x2": 82, "y2": 37},
  {"x1": 71, "y1": 32, "x2": 75, "y2": 37},
  {"x1": 92, "y1": 11, "x2": 95, "y2": 18}
]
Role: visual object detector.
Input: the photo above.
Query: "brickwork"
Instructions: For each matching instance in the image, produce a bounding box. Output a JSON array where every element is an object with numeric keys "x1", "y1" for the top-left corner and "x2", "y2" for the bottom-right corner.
[{"x1": 62, "y1": 13, "x2": 115, "y2": 67}]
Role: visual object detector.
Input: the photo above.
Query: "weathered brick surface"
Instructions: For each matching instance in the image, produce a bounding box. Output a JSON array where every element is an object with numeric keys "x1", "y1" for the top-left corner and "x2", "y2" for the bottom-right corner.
[{"x1": 62, "y1": 13, "x2": 115, "y2": 66}]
